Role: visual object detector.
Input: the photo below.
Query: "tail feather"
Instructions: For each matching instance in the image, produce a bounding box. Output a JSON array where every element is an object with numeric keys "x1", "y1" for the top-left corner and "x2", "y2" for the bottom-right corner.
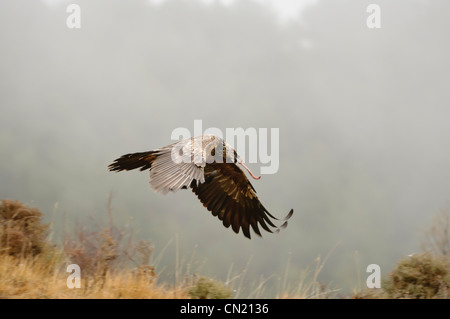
[{"x1": 108, "y1": 151, "x2": 157, "y2": 172}]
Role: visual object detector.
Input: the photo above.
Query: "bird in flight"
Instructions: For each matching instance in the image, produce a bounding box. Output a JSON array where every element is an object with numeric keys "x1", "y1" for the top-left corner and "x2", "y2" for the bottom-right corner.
[{"x1": 108, "y1": 135, "x2": 293, "y2": 239}]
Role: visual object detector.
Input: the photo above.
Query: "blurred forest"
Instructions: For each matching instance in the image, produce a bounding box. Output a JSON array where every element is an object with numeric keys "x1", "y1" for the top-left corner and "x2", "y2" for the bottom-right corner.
[{"x1": 1, "y1": 0, "x2": 450, "y2": 295}]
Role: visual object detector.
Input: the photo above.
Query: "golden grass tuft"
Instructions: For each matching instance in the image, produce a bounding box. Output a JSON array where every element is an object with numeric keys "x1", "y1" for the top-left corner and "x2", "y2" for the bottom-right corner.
[{"x1": 0, "y1": 253, "x2": 188, "y2": 299}]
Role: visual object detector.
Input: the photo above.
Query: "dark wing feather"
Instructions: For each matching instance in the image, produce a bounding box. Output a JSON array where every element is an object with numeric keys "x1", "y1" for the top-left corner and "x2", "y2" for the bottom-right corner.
[
  {"x1": 191, "y1": 162, "x2": 293, "y2": 239},
  {"x1": 108, "y1": 151, "x2": 157, "y2": 172}
]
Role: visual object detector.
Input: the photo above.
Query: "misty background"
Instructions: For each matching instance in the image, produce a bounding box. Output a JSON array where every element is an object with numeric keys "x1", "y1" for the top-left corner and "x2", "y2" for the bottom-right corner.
[{"x1": 1, "y1": 0, "x2": 449, "y2": 295}]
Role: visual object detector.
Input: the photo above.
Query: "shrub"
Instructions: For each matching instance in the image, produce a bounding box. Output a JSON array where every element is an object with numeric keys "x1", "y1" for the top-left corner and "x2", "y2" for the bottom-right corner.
[
  {"x1": 0, "y1": 199, "x2": 49, "y2": 257},
  {"x1": 188, "y1": 276, "x2": 232, "y2": 299},
  {"x1": 383, "y1": 252, "x2": 450, "y2": 299},
  {"x1": 62, "y1": 200, "x2": 156, "y2": 287}
]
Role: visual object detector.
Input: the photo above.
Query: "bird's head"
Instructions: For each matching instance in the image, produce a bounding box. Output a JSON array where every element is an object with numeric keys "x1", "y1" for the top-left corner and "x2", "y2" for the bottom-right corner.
[{"x1": 223, "y1": 141, "x2": 261, "y2": 180}]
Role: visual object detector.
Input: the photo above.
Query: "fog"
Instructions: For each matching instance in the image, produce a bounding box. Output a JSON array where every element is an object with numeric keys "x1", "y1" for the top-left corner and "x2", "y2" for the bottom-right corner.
[{"x1": 1, "y1": 0, "x2": 449, "y2": 296}]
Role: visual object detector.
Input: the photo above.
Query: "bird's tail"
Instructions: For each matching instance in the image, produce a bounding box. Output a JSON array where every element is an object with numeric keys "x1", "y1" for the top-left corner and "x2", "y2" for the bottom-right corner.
[{"x1": 108, "y1": 151, "x2": 157, "y2": 172}]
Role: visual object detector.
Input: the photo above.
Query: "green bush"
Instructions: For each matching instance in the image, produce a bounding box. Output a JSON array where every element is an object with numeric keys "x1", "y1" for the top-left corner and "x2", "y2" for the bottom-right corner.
[
  {"x1": 384, "y1": 252, "x2": 450, "y2": 299},
  {"x1": 188, "y1": 276, "x2": 232, "y2": 299}
]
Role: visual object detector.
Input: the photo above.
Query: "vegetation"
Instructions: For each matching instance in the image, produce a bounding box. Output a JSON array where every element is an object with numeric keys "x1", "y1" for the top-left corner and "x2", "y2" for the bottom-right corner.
[
  {"x1": 0, "y1": 199, "x2": 50, "y2": 257},
  {"x1": 421, "y1": 205, "x2": 450, "y2": 257},
  {"x1": 1, "y1": 199, "x2": 327, "y2": 299},
  {"x1": 0, "y1": 199, "x2": 186, "y2": 298},
  {"x1": 0, "y1": 253, "x2": 188, "y2": 299},
  {"x1": 2, "y1": 199, "x2": 450, "y2": 299},
  {"x1": 383, "y1": 252, "x2": 449, "y2": 299},
  {"x1": 382, "y1": 206, "x2": 450, "y2": 299},
  {"x1": 353, "y1": 207, "x2": 450, "y2": 299},
  {"x1": 187, "y1": 276, "x2": 232, "y2": 299}
]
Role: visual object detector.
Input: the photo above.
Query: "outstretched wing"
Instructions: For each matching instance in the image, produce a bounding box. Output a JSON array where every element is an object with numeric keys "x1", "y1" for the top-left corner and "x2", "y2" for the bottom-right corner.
[
  {"x1": 108, "y1": 145, "x2": 205, "y2": 194},
  {"x1": 190, "y1": 162, "x2": 293, "y2": 239}
]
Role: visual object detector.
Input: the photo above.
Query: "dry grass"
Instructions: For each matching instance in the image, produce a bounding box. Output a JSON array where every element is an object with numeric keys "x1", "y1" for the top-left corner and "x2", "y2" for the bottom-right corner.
[
  {"x1": 7, "y1": 198, "x2": 449, "y2": 299},
  {"x1": 0, "y1": 254, "x2": 188, "y2": 299},
  {"x1": 275, "y1": 248, "x2": 340, "y2": 299},
  {"x1": 0, "y1": 198, "x2": 335, "y2": 299},
  {"x1": 421, "y1": 204, "x2": 450, "y2": 257},
  {"x1": 0, "y1": 198, "x2": 189, "y2": 299}
]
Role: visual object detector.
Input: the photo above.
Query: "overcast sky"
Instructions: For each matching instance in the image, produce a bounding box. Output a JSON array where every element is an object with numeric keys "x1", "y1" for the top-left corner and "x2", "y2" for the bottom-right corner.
[{"x1": 42, "y1": 0, "x2": 318, "y2": 22}]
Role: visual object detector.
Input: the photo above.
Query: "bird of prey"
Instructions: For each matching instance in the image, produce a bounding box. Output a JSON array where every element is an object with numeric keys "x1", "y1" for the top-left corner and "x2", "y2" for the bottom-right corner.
[{"x1": 108, "y1": 135, "x2": 293, "y2": 239}]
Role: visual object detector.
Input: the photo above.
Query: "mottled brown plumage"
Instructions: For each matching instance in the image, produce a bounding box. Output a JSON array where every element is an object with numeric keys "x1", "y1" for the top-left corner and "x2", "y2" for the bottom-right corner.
[{"x1": 108, "y1": 135, "x2": 293, "y2": 239}]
